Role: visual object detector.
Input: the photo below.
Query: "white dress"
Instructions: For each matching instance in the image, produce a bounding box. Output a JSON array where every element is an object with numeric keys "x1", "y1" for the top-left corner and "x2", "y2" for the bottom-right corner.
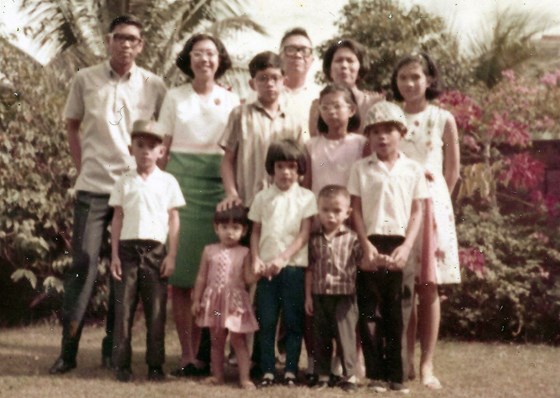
[{"x1": 400, "y1": 105, "x2": 461, "y2": 284}]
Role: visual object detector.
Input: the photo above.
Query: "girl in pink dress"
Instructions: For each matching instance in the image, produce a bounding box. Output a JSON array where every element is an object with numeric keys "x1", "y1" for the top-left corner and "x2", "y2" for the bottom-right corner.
[
  {"x1": 392, "y1": 53, "x2": 461, "y2": 390},
  {"x1": 304, "y1": 84, "x2": 369, "y2": 197},
  {"x1": 191, "y1": 206, "x2": 259, "y2": 389}
]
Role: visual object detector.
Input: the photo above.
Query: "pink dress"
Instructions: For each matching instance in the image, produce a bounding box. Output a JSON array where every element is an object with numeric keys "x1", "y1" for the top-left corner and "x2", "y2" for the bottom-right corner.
[
  {"x1": 196, "y1": 244, "x2": 259, "y2": 333},
  {"x1": 306, "y1": 133, "x2": 367, "y2": 197}
]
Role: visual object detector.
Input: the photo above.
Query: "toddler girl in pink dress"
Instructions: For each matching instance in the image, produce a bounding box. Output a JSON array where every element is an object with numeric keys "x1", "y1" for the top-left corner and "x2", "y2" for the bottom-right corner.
[{"x1": 192, "y1": 205, "x2": 258, "y2": 389}]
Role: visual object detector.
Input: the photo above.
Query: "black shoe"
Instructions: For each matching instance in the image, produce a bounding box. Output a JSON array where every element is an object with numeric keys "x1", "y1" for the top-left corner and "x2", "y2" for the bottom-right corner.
[
  {"x1": 328, "y1": 373, "x2": 343, "y2": 387},
  {"x1": 101, "y1": 355, "x2": 113, "y2": 369},
  {"x1": 258, "y1": 374, "x2": 276, "y2": 388},
  {"x1": 250, "y1": 363, "x2": 263, "y2": 380},
  {"x1": 305, "y1": 373, "x2": 319, "y2": 387},
  {"x1": 49, "y1": 357, "x2": 76, "y2": 374},
  {"x1": 116, "y1": 367, "x2": 132, "y2": 382},
  {"x1": 389, "y1": 382, "x2": 410, "y2": 394},
  {"x1": 283, "y1": 375, "x2": 297, "y2": 387},
  {"x1": 339, "y1": 381, "x2": 358, "y2": 393},
  {"x1": 312, "y1": 380, "x2": 329, "y2": 390},
  {"x1": 147, "y1": 366, "x2": 165, "y2": 381},
  {"x1": 192, "y1": 364, "x2": 210, "y2": 377}
]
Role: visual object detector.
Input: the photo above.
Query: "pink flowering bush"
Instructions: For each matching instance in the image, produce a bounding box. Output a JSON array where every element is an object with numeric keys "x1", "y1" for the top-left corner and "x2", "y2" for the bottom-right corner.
[{"x1": 438, "y1": 70, "x2": 560, "y2": 343}]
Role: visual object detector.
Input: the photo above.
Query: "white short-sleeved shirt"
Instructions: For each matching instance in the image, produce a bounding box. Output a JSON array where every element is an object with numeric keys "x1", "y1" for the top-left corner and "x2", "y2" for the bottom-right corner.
[
  {"x1": 347, "y1": 153, "x2": 429, "y2": 237},
  {"x1": 248, "y1": 183, "x2": 317, "y2": 267},
  {"x1": 64, "y1": 62, "x2": 167, "y2": 194},
  {"x1": 109, "y1": 167, "x2": 186, "y2": 243},
  {"x1": 156, "y1": 84, "x2": 239, "y2": 155}
]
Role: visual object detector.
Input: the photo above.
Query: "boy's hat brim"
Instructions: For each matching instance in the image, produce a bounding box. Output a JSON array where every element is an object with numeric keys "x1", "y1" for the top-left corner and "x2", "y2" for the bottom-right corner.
[
  {"x1": 363, "y1": 101, "x2": 407, "y2": 131},
  {"x1": 131, "y1": 120, "x2": 164, "y2": 141}
]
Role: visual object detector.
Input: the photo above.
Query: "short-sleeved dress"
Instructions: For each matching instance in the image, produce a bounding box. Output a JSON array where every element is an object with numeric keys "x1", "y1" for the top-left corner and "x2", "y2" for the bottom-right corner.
[
  {"x1": 157, "y1": 84, "x2": 240, "y2": 288},
  {"x1": 400, "y1": 105, "x2": 461, "y2": 284},
  {"x1": 196, "y1": 244, "x2": 258, "y2": 333}
]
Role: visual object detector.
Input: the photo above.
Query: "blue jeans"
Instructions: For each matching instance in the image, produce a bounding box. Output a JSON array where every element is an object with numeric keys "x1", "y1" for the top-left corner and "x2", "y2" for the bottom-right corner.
[
  {"x1": 60, "y1": 191, "x2": 114, "y2": 362},
  {"x1": 256, "y1": 266, "x2": 304, "y2": 375}
]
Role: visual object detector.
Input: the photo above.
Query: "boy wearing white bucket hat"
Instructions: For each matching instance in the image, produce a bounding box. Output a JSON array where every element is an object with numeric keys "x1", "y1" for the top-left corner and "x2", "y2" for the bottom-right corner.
[{"x1": 347, "y1": 102, "x2": 428, "y2": 394}]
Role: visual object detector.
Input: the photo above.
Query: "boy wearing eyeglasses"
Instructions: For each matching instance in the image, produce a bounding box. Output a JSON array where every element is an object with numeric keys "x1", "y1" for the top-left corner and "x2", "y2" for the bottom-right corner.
[
  {"x1": 49, "y1": 15, "x2": 167, "y2": 375},
  {"x1": 218, "y1": 51, "x2": 306, "y2": 212}
]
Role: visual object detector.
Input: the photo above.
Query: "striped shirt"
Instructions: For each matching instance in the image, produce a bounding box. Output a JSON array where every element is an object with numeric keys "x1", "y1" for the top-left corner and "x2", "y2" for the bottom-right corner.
[{"x1": 308, "y1": 226, "x2": 361, "y2": 295}]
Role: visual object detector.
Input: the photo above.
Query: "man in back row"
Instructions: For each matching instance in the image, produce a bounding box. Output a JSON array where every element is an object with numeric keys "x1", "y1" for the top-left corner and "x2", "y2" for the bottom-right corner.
[{"x1": 49, "y1": 15, "x2": 167, "y2": 374}]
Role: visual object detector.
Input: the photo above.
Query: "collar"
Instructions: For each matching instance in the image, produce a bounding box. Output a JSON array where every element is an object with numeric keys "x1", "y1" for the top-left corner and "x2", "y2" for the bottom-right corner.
[
  {"x1": 106, "y1": 61, "x2": 137, "y2": 80},
  {"x1": 271, "y1": 181, "x2": 299, "y2": 195},
  {"x1": 134, "y1": 165, "x2": 162, "y2": 181},
  {"x1": 252, "y1": 98, "x2": 286, "y2": 119},
  {"x1": 318, "y1": 224, "x2": 350, "y2": 240},
  {"x1": 367, "y1": 151, "x2": 405, "y2": 165}
]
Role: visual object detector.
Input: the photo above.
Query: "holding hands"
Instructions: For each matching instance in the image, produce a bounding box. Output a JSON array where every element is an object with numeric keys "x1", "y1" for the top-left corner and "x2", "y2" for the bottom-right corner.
[{"x1": 359, "y1": 241, "x2": 411, "y2": 271}]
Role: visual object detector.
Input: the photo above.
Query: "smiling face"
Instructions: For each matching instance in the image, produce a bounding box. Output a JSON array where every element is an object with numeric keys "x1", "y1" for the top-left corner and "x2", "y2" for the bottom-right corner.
[
  {"x1": 107, "y1": 23, "x2": 143, "y2": 71},
  {"x1": 189, "y1": 39, "x2": 220, "y2": 81},
  {"x1": 317, "y1": 193, "x2": 351, "y2": 234},
  {"x1": 329, "y1": 47, "x2": 360, "y2": 87},
  {"x1": 273, "y1": 160, "x2": 299, "y2": 191},
  {"x1": 214, "y1": 221, "x2": 246, "y2": 247},
  {"x1": 280, "y1": 34, "x2": 313, "y2": 77},
  {"x1": 396, "y1": 62, "x2": 431, "y2": 104},
  {"x1": 365, "y1": 123, "x2": 403, "y2": 161}
]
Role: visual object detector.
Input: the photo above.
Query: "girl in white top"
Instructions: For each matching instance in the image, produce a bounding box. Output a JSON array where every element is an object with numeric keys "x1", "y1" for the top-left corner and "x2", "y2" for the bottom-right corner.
[
  {"x1": 392, "y1": 52, "x2": 461, "y2": 390},
  {"x1": 304, "y1": 84, "x2": 368, "y2": 197}
]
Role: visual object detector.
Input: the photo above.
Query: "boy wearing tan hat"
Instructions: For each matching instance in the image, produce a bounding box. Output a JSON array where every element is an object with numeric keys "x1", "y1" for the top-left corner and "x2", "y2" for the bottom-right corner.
[
  {"x1": 109, "y1": 120, "x2": 185, "y2": 382},
  {"x1": 347, "y1": 102, "x2": 428, "y2": 394}
]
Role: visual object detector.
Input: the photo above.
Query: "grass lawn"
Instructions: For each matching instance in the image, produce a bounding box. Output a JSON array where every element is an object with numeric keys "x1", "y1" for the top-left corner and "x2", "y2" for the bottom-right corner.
[{"x1": 1, "y1": 319, "x2": 559, "y2": 398}]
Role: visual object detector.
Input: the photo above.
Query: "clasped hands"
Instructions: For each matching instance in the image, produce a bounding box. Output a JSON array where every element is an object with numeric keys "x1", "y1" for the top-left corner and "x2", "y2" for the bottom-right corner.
[
  {"x1": 359, "y1": 241, "x2": 411, "y2": 272},
  {"x1": 252, "y1": 256, "x2": 287, "y2": 280}
]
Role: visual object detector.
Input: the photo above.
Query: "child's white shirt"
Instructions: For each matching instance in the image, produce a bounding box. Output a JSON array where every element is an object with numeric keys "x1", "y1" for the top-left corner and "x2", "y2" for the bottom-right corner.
[
  {"x1": 248, "y1": 182, "x2": 317, "y2": 266},
  {"x1": 109, "y1": 167, "x2": 186, "y2": 243},
  {"x1": 347, "y1": 152, "x2": 429, "y2": 237}
]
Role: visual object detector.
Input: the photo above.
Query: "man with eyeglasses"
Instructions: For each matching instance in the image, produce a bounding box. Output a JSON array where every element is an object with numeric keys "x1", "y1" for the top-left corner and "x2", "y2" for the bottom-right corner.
[
  {"x1": 279, "y1": 28, "x2": 320, "y2": 141},
  {"x1": 49, "y1": 15, "x2": 167, "y2": 375}
]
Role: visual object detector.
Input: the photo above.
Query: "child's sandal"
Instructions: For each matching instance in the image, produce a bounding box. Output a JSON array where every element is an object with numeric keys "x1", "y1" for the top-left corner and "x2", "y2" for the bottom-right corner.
[{"x1": 240, "y1": 380, "x2": 257, "y2": 390}]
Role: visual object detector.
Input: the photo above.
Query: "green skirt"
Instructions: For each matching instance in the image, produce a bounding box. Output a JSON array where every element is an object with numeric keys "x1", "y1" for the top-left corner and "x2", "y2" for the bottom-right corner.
[{"x1": 167, "y1": 152, "x2": 224, "y2": 288}]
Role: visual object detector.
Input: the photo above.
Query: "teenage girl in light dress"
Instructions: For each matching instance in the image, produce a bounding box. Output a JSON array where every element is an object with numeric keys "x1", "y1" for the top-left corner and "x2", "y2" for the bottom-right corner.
[{"x1": 392, "y1": 52, "x2": 461, "y2": 390}]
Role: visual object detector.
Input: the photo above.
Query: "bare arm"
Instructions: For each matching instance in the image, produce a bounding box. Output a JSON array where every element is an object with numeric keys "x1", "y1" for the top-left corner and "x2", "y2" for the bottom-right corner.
[
  {"x1": 160, "y1": 208, "x2": 179, "y2": 278},
  {"x1": 442, "y1": 114, "x2": 460, "y2": 193},
  {"x1": 351, "y1": 195, "x2": 378, "y2": 271},
  {"x1": 243, "y1": 253, "x2": 259, "y2": 285},
  {"x1": 157, "y1": 135, "x2": 173, "y2": 170},
  {"x1": 191, "y1": 247, "x2": 210, "y2": 316},
  {"x1": 66, "y1": 118, "x2": 82, "y2": 172},
  {"x1": 304, "y1": 269, "x2": 314, "y2": 316},
  {"x1": 389, "y1": 198, "x2": 423, "y2": 269},
  {"x1": 218, "y1": 148, "x2": 242, "y2": 211},
  {"x1": 110, "y1": 206, "x2": 124, "y2": 281},
  {"x1": 250, "y1": 222, "x2": 265, "y2": 277},
  {"x1": 308, "y1": 99, "x2": 319, "y2": 137},
  {"x1": 302, "y1": 150, "x2": 312, "y2": 189}
]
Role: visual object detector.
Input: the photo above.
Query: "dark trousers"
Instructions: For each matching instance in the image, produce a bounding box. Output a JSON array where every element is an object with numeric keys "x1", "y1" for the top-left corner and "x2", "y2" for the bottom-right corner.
[
  {"x1": 357, "y1": 235, "x2": 414, "y2": 383},
  {"x1": 112, "y1": 240, "x2": 168, "y2": 368},
  {"x1": 60, "y1": 191, "x2": 114, "y2": 362},
  {"x1": 256, "y1": 266, "x2": 304, "y2": 375},
  {"x1": 312, "y1": 294, "x2": 358, "y2": 378}
]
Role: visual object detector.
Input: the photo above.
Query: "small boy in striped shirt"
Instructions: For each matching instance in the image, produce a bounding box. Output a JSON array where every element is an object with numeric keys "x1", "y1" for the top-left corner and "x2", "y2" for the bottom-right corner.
[{"x1": 304, "y1": 184, "x2": 361, "y2": 393}]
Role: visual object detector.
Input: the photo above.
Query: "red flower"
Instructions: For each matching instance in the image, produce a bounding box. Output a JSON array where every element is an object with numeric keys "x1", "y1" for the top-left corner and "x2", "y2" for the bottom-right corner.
[
  {"x1": 459, "y1": 247, "x2": 485, "y2": 277},
  {"x1": 498, "y1": 153, "x2": 544, "y2": 191}
]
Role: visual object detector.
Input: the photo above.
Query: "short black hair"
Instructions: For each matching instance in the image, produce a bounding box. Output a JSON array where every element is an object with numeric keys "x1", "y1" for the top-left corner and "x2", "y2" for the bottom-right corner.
[
  {"x1": 176, "y1": 33, "x2": 232, "y2": 79},
  {"x1": 265, "y1": 139, "x2": 306, "y2": 176},
  {"x1": 213, "y1": 205, "x2": 249, "y2": 226},
  {"x1": 391, "y1": 52, "x2": 441, "y2": 101},
  {"x1": 364, "y1": 122, "x2": 407, "y2": 137},
  {"x1": 322, "y1": 38, "x2": 369, "y2": 83},
  {"x1": 317, "y1": 84, "x2": 361, "y2": 134},
  {"x1": 318, "y1": 184, "x2": 350, "y2": 201},
  {"x1": 109, "y1": 15, "x2": 143, "y2": 35},
  {"x1": 280, "y1": 27, "x2": 312, "y2": 47},
  {"x1": 248, "y1": 51, "x2": 282, "y2": 78}
]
